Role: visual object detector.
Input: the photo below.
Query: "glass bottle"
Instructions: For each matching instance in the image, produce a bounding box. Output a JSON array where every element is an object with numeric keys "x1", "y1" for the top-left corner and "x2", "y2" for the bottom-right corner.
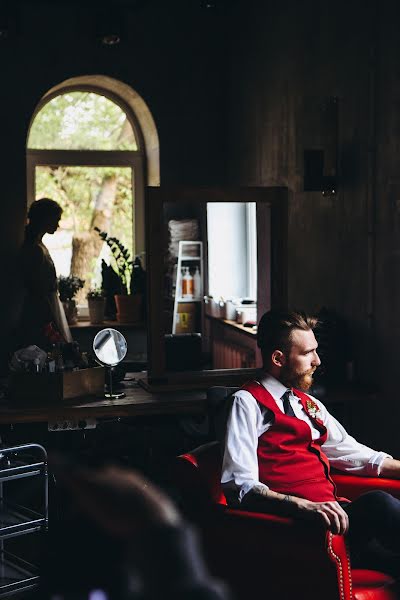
[
  {"x1": 193, "y1": 266, "x2": 201, "y2": 299},
  {"x1": 185, "y1": 268, "x2": 194, "y2": 299},
  {"x1": 181, "y1": 267, "x2": 188, "y2": 298}
]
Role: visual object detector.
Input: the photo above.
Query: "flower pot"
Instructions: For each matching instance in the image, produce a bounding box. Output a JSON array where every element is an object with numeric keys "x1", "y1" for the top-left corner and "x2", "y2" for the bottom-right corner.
[
  {"x1": 88, "y1": 298, "x2": 106, "y2": 324},
  {"x1": 62, "y1": 300, "x2": 78, "y2": 325},
  {"x1": 114, "y1": 294, "x2": 143, "y2": 324}
]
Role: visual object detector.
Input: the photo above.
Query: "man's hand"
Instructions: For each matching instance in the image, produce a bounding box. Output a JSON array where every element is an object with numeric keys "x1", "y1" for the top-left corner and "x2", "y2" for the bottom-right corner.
[
  {"x1": 290, "y1": 497, "x2": 349, "y2": 535},
  {"x1": 243, "y1": 486, "x2": 349, "y2": 534}
]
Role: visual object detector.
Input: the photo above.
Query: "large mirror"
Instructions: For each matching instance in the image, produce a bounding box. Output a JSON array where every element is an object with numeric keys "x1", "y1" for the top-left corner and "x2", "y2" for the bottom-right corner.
[{"x1": 145, "y1": 186, "x2": 288, "y2": 387}]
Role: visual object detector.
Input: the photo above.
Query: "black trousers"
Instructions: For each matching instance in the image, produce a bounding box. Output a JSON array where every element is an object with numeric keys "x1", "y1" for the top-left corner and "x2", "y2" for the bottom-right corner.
[{"x1": 343, "y1": 491, "x2": 400, "y2": 577}]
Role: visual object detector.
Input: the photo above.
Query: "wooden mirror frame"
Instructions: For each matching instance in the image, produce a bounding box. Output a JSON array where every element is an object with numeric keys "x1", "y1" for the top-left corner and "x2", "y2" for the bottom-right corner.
[{"x1": 144, "y1": 186, "x2": 288, "y2": 389}]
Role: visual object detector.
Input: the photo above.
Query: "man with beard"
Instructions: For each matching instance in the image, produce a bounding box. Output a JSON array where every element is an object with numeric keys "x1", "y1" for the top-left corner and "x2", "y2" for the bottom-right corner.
[{"x1": 221, "y1": 309, "x2": 400, "y2": 575}]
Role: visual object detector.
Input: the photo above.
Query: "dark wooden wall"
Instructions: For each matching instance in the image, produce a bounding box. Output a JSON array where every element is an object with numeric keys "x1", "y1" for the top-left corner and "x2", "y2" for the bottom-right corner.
[
  {"x1": 225, "y1": 0, "x2": 400, "y2": 450},
  {"x1": 226, "y1": 0, "x2": 373, "y2": 368},
  {"x1": 2, "y1": 0, "x2": 400, "y2": 451}
]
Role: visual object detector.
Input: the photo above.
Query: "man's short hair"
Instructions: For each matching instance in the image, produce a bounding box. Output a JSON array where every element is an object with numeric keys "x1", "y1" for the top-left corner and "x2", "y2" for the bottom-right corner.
[{"x1": 257, "y1": 309, "x2": 318, "y2": 363}]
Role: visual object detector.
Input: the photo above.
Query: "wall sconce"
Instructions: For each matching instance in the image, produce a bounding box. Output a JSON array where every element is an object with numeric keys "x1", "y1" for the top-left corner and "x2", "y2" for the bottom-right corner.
[
  {"x1": 101, "y1": 33, "x2": 121, "y2": 46},
  {"x1": 95, "y1": 9, "x2": 123, "y2": 47},
  {"x1": 304, "y1": 97, "x2": 338, "y2": 196},
  {"x1": 0, "y1": 6, "x2": 17, "y2": 41}
]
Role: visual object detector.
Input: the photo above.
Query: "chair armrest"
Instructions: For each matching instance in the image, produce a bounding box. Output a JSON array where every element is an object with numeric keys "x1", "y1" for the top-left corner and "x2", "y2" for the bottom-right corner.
[
  {"x1": 332, "y1": 473, "x2": 400, "y2": 500},
  {"x1": 200, "y1": 507, "x2": 351, "y2": 600},
  {"x1": 221, "y1": 507, "x2": 348, "y2": 561}
]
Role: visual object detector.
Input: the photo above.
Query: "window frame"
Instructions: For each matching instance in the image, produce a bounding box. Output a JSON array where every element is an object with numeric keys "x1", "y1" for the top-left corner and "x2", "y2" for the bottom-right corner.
[
  {"x1": 245, "y1": 202, "x2": 257, "y2": 301},
  {"x1": 26, "y1": 85, "x2": 146, "y2": 263}
]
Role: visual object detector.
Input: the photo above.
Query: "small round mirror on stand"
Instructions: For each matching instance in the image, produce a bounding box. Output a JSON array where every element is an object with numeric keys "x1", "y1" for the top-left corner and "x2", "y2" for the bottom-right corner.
[{"x1": 93, "y1": 328, "x2": 128, "y2": 399}]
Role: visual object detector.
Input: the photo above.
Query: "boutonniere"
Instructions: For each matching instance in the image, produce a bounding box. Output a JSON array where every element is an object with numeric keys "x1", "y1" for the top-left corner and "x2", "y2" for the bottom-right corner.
[{"x1": 306, "y1": 399, "x2": 322, "y2": 420}]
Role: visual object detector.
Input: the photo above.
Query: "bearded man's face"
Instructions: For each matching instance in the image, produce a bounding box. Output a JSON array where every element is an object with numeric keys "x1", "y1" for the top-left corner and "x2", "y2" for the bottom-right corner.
[{"x1": 279, "y1": 329, "x2": 320, "y2": 391}]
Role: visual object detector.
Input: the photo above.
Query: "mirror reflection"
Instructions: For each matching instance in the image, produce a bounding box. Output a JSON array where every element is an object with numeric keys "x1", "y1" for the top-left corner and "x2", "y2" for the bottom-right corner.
[
  {"x1": 162, "y1": 201, "x2": 260, "y2": 373},
  {"x1": 93, "y1": 328, "x2": 127, "y2": 366}
]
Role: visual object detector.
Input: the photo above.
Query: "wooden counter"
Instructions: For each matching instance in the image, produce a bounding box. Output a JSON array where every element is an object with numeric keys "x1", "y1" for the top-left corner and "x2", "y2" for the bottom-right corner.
[
  {"x1": 69, "y1": 320, "x2": 146, "y2": 330},
  {"x1": 0, "y1": 374, "x2": 207, "y2": 425}
]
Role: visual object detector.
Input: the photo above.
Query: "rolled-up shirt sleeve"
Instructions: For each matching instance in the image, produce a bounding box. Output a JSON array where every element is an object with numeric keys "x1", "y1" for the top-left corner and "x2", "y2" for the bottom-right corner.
[
  {"x1": 221, "y1": 392, "x2": 268, "y2": 504},
  {"x1": 317, "y1": 398, "x2": 392, "y2": 475}
]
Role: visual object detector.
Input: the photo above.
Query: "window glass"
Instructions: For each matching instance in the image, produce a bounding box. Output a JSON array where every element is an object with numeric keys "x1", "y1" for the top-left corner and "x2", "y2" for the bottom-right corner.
[
  {"x1": 36, "y1": 165, "x2": 133, "y2": 305},
  {"x1": 28, "y1": 91, "x2": 137, "y2": 150},
  {"x1": 207, "y1": 202, "x2": 257, "y2": 302}
]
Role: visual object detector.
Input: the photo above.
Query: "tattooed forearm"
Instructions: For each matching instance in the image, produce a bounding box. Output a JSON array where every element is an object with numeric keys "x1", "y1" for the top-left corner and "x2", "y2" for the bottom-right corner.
[
  {"x1": 251, "y1": 485, "x2": 293, "y2": 503},
  {"x1": 241, "y1": 486, "x2": 298, "y2": 517},
  {"x1": 251, "y1": 484, "x2": 270, "y2": 497}
]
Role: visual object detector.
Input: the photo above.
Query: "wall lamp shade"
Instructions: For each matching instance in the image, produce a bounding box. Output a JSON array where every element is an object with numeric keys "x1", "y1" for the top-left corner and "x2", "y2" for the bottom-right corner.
[
  {"x1": 0, "y1": 6, "x2": 17, "y2": 41},
  {"x1": 95, "y1": 8, "x2": 123, "y2": 46},
  {"x1": 101, "y1": 33, "x2": 121, "y2": 46},
  {"x1": 303, "y1": 97, "x2": 339, "y2": 196},
  {"x1": 304, "y1": 149, "x2": 337, "y2": 196}
]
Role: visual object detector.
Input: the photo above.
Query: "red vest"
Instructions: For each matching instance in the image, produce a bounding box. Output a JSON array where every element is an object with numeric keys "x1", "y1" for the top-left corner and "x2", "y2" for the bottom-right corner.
[{"x1": 242, "y1": 381, "x2": 340, "y2": 502}]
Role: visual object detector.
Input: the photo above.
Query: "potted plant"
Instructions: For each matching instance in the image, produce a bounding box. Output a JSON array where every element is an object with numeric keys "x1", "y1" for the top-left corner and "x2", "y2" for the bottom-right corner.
[
  {"x1": 95, "y1": 227, "x2": 144, "y2": 323},
  {"x1": 58, "y1": 275, "x2": 85, "y2": 325},
  {"x1": 87, "y1": 287, "x2": 106, "y2": 324}
]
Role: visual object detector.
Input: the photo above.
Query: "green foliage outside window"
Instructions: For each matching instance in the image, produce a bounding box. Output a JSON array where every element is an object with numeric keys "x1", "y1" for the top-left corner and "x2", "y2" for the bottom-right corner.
[
  {"x1": 28, "y1": 91, "x2": 137, "y2": 150},
  {"x1": 29, "y1": 91, "x2": 136, "y2": 303},
  {"x1": 35, "y1": 165, "x2": 133, "y2": 250}
]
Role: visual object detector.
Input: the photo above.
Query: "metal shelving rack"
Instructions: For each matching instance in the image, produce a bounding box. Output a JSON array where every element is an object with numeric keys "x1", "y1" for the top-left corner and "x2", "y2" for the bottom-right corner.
[
  {"x1": 172, "y1": 241, "x2": 203, "y2": 334},
  {"x1": 0, "y1": 444, "x2": 48, "y2": 598}
]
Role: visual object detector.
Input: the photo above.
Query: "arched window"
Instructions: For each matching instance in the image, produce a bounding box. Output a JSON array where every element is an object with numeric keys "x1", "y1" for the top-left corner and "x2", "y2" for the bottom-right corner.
[{"x1": 26, "y1": 87, "x2": 147, "y2": 310}]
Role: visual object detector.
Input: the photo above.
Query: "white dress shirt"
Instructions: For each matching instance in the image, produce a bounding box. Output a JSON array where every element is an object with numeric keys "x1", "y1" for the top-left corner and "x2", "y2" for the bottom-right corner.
[{"x1": 221, "y1": 374, "x2": 392, "y2": 505}]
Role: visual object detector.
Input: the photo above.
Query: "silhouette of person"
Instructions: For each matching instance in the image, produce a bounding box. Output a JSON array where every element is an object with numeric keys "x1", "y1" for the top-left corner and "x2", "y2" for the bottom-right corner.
[{"x1": 18, "y1": 198, "x2": 72, "y2": 348}]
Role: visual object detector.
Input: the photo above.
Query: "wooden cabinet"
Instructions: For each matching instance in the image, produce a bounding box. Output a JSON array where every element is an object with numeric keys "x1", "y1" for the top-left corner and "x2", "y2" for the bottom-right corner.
[{"x1": 207, "y1": 316, "x2": 261, "y2": 369}]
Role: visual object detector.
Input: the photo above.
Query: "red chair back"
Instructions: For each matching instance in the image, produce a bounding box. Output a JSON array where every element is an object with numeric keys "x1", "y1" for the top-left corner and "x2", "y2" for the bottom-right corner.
[{"x1": 176, "y1": 441, "x2": 227, "y2": 509}]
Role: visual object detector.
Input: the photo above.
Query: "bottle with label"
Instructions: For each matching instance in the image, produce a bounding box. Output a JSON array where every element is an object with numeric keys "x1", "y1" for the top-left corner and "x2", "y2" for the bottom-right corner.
[
  {"x1": 52, "y1": 342, "x2": 65, "y2": 372},
  {"x1": 193, "y1": 266, "x2": 202, "y2": 299},
  {"x1": 181, "y1": 267, "x2": 188, "y2": 298},
  {"x1": 46, "y1": 345, "x2": 56, "y2": 373},
  {"x1": 183, "y1": 267, "x2": 194, "y2": 299},
  {"x1": 187, "y1": 269, "x2": 194, "y2": 299}
]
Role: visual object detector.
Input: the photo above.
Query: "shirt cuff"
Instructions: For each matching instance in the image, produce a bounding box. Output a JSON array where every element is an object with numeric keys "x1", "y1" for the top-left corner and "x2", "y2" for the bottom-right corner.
[
  {"x1": 239, "y1": 481, "x2": 269, "y2": 502},
  {"x1": 367, "y1": 452, "x2": 393, "y2": 476}
]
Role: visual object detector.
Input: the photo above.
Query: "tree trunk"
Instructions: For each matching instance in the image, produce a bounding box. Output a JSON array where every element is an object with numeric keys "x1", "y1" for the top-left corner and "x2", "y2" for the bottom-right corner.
[
  {"x1": 69, "y1": 117, "x2": 131, "y2": 301},
  {"x1": 70, "y1": 174, "x2": 118, "y2": 302}
]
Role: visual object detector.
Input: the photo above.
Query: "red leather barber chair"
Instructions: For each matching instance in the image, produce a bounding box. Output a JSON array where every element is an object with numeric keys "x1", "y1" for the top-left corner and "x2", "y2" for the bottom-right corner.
[{"x1": 173, "y1": 440, "x2": 400, "y2": 600}]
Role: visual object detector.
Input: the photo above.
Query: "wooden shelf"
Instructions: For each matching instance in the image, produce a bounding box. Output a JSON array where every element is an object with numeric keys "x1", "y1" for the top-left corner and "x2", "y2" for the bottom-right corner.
[
  {"x1": 205, "y1": 314, "x2": 257, "y2": 336},
  {"x1": 70, "y1": 320, "x2": 146, "y2": 329},
  {"x1": 173, "y1": 241, "x2": 203, "y2": 334}
]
